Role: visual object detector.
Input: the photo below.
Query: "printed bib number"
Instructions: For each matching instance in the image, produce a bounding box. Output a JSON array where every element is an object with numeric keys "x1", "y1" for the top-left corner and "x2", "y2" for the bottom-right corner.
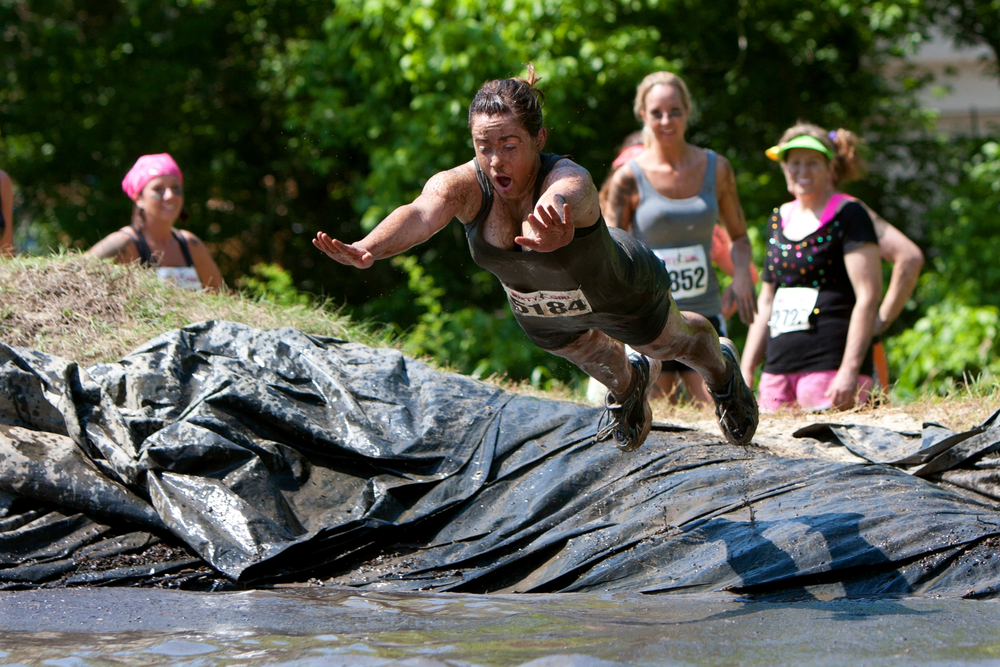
[
  {"x1": 653, "y1": 244, "x2": 709, "y2": 299},
  {"x1": 503, "y1": 285, "x2": 593, "y2": 318},
  {"x1": 157, "y1": 266, "x2": 203, "y2": 291},
  {"x1": 769, "y1": 286, "x2": 819, "y2": 337}
]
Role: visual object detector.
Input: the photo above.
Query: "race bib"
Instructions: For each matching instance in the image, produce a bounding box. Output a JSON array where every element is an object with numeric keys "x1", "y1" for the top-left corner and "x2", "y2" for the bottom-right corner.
[
  {"x1": 157, "y1": 266, "x2": 203, "y2": 291},
  {"x1": 503, "y1": 285, "x2": 593, "y2": 318},
  {"x1": 769, "y1": 286, "x2": 819, "y2": 337},
  {"x1": 653, "y1": 244, "x2": 709, "y2": 300}
]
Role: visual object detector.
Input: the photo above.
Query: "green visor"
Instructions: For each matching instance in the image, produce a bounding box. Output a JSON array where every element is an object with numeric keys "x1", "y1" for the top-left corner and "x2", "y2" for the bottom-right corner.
[{"x1": 766, "y1": 134, "x2": 834, "y2": 161}]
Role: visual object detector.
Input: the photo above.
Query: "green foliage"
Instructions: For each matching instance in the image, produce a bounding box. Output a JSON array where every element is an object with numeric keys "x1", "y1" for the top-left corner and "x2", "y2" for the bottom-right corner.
[
  {"x1": 887, "y1": 298, "x2": 1000, "y2": 397},
  {"x1": 238, "y1": 262, "x2": 310, "y2": 306},
  {"x1": 265, "y1": 0, "x2": 936, "y2": 383},
  {"x1": 5, "y1": 0, "x2": 997, "y2": 391},
  {"x1": 881, "y1": 141, "x2": 1000, "y2": 396},
  {"x1": 902, "y1": 141, "x2": 1000, "y2": 309},
  {"x1": 0, "y1": 0, "x2": 342, "y2": 289},
  {"x1": 390, "y1": 254, "x2": 580, "y2": 391}
]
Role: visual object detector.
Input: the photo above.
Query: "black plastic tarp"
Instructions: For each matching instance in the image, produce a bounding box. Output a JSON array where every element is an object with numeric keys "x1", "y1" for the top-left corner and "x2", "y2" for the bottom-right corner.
[{"x1": 1, "y1": 321, "x2": 999, "y2": 598}]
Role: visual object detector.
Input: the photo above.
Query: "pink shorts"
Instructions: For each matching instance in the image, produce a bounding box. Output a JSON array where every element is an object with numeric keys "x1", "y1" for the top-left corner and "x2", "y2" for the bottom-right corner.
[{"x1": 758, "y1": 371, "x2": 874, "y2": 412}]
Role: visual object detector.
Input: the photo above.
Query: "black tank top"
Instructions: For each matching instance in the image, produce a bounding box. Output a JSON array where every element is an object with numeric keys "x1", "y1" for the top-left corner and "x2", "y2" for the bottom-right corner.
[
  {"x1": 462, "y1": 153, "x2": 674, "y2": 347},
  {"x1": 126, "y1": 225, "x2": 195, "y2": 268},
  {"x1": 464, "y1": 154, "x2": 606, "y2": 290}
]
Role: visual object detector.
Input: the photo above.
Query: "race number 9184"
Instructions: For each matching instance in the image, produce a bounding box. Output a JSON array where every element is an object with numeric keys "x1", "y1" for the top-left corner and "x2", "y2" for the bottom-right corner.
[{"x1": 503, "y1": 285, "x2": 594, "y2": 318}]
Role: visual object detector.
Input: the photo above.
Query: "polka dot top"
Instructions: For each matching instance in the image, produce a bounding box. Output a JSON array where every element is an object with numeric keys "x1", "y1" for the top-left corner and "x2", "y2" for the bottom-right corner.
[{"x1": 762, "y1": 200, "x2": 878, "y2": 374}]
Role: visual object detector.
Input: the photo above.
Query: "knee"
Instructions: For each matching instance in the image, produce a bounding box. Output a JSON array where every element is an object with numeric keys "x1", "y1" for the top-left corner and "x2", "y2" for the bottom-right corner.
[{"x1": 551, "y1": 330, "x2": 617, "y2": 364}]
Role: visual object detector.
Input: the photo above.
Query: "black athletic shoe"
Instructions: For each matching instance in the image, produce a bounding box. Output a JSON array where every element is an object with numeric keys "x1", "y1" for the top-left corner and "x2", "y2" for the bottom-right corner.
[
  {"x1": 709, "y1": 338, "x2": 759, "y2": 446},
  {"x1": 595, "y1": 352, "x2": 661, "y2": 452}
]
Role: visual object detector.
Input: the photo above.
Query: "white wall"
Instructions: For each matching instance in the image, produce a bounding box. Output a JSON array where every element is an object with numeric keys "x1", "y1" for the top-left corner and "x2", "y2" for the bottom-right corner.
[{"x1": 907, "y1": 32, "x2": 1000, "y2": 135}]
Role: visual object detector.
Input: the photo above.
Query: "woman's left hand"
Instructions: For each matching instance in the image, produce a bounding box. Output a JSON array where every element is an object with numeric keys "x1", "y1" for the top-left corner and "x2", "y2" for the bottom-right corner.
[
  {"x1": 722, "y1": 269, "x2": 756, "y2": 325},
  {"x1": 516, "y1": 199, "x2": 575, "y2": 252},
  {"x1": 824, "y1": 368, "x2": 860, "y2": 410}
]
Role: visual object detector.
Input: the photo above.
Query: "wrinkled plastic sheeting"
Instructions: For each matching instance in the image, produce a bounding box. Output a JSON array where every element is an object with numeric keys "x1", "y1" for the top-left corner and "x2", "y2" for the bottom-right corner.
[
  {"x1": 796, "y1": 413, "x2": 1000, "y2": 500},
  {"x1": 1, "y1": 321, "x2": 999, "y2": 599}
]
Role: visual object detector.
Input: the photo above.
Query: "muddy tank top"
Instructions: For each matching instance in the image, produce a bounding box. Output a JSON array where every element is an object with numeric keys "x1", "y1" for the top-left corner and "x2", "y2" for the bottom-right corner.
[
  {"x1": 628, "y1": 149, "x2": 721, "y2": 317},
  {"x1": 463, "y1": 153, "x2": 673, "y2": 346}
]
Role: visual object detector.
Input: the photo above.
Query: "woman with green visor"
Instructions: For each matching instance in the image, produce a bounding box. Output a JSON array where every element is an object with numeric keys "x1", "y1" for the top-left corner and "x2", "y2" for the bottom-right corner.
[{"x1": 740, "y1": 123, "x2": 881, "y2": 410}]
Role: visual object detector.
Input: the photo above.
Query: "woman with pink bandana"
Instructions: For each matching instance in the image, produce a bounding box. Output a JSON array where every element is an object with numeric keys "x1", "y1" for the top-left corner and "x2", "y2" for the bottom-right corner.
[{"x1": 89, "y1": 153, "x2": 223, "y2": 291}]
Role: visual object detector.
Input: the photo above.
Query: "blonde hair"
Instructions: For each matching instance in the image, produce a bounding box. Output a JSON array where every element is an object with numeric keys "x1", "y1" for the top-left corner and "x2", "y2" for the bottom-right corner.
[
  {"x1": 778, "y1": 122, "x2": 866, "y2": 186},
  {"x1": 633, "y1": 71, "x2": 692, "y2": 121}
]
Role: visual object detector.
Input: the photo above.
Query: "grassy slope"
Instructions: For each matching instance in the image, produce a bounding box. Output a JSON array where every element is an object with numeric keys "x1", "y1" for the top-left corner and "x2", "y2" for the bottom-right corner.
[
  {"x1": 1, "y1": 253, "x2": 996, "y2": 434},
  {"x1": 0, "y1": 252, "x2": 384, "y2": 366}
]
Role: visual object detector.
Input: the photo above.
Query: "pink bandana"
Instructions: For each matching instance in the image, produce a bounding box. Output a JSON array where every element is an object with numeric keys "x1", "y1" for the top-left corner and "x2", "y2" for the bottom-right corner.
[{"x1": 122, "y1": 154, "x2": 183, "y2": 201}]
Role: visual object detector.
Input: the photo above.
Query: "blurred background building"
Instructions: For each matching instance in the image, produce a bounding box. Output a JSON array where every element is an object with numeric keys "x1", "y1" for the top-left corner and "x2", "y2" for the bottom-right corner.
[{"x1": 910, "y1": 31, "x2": 1000, "y2": 136}]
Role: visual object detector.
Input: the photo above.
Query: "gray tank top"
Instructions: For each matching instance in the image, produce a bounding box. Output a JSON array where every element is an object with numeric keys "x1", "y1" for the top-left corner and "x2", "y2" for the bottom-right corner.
[{"x1": 629, "y1": 149, "x2": 721, "y2": 317}]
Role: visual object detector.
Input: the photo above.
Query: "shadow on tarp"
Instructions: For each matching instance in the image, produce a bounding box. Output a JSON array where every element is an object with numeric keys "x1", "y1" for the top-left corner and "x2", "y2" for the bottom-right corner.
[{"x1": 1, "y1": 321, "x2": 999, "y2": 599}]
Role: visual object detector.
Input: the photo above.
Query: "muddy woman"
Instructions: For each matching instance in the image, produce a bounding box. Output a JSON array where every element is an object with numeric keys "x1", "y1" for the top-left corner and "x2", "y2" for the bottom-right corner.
[{"x1": 314, "y1": 65, "x2": 758, "y2": 451}]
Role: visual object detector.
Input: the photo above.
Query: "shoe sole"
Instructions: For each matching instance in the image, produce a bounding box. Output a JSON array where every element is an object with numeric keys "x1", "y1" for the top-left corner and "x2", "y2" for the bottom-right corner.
[
  {"x1": 616, "y1": 357, "x2": 661, "y2": 453},
  {"x1": 715, "y1": 338, "x2": 758, "y2": 446}
]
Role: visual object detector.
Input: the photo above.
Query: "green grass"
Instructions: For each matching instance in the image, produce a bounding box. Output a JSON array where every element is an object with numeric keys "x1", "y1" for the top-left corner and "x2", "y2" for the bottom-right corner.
[
  {"x1": 0, "y1": 251, "x2": 390, "y2": 367},
  {"x1": 2, "y1": 252, "x2": 998, "y2": 434}
]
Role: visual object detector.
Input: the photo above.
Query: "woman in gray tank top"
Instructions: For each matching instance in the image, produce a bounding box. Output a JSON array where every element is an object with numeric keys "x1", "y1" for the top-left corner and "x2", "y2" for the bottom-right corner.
[{"x1": 603, "y1": 72, "x2": 757, "y2": 404}]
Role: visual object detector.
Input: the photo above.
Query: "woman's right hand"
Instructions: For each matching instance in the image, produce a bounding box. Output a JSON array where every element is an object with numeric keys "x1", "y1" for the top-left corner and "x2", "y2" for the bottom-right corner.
[
  {"x1": 824, "y1": 367, "x2": 861, "y2": 410},
  {"x1": 313, "y1": 232, "x2": 375, "y2": 269}
]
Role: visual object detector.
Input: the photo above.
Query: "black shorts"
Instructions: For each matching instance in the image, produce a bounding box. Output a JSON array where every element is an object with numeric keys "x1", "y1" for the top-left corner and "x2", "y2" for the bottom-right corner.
[{"x1": 513, "y1": 226, "x2": 674, "y2": 351}]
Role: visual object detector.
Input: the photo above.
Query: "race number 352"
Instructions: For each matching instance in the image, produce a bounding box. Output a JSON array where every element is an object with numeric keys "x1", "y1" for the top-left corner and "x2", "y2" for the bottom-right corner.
[
  {"x1": 502, "y1": 285, "x2": 593, "y2": 318},
  {"x1": 653, "y1": 245, "x2": 709, "y2": 300}
]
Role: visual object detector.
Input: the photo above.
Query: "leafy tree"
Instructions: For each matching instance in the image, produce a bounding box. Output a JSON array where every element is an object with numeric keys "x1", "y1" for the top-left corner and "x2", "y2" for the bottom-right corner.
[
  {"x1": 268, "y1": 0, "x2": 930, "y2": 381},
  {"x1": 6, "y1": 0, "x2": 975, "y2": 388},
  {"x1": 0, "y1": 0, "x2": 344, "y2": 289}
]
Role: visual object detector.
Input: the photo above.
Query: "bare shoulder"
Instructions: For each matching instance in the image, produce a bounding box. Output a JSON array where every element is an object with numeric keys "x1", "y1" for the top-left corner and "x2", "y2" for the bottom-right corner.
[
  {"x1": 420, "y1": 161, "x2": 482, "y2": 221},
  {"x1": 89, "y1": 228, "x2": 137, "y2": 260},
  {"x1": 549, "y1": 157, "x2": 592, "y2": 181},
  {"x1": 609, "y1": 162, "x2": 637, "y2": 191},
  {"x1": 604, "y1": 164, "x2": 638, "y2": 229},
  {"x1": 177, "y1": 228, "x2": 205, "y2": 247},
  {"x1": 715, "y1": 153, "x2": 737, "y2": 186},
  {"x1": 423, "y1": 161, "x2": 479, "y2": 197},
  {"x1": 542, "y1": 158, "x2": 597, "y2": 199}
]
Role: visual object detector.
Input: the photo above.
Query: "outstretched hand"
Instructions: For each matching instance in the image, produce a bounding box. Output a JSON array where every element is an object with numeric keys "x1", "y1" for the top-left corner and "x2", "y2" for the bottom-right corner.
[
  {"x1": 313, "y1": 232, "x2": 374, "y2": 269},
  {"x1": 515, "y1": 198, "x2": 575, "y2": 252}
]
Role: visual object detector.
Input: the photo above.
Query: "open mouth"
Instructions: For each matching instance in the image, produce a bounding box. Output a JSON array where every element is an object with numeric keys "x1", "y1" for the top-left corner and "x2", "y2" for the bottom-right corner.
[{"x1": 494, "y1": 174, "x2": 512, "y2": 190}]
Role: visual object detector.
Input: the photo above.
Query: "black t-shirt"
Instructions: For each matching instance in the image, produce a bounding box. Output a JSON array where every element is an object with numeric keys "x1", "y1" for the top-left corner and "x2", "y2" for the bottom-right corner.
[{"x1": 762, "y1": 201, "x2": 878, "y2": 375}]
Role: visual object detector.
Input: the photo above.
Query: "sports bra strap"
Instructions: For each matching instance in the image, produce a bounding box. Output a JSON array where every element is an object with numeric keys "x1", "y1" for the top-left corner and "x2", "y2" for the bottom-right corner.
[
  {"x1": 471, "y1": 159, "x2": 493, "y2": 228},
  {"x1": 127, "y1": 225, "x2": 153, "y2": 266},
  {"x1": 533, "y1": 153, "x2": 569, "y2": 205},
  {"x1": 127, "y1": 225, "x2": 195, "y2": 268},
  {"x1": 174, "y1": 229, "x2": 195, "y2": 267}
]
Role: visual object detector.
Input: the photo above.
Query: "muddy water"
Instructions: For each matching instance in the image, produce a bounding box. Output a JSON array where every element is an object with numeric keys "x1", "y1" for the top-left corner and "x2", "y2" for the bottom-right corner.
[{"x1": 1, "y1": 588, "x2": 999, "y2": 666}]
